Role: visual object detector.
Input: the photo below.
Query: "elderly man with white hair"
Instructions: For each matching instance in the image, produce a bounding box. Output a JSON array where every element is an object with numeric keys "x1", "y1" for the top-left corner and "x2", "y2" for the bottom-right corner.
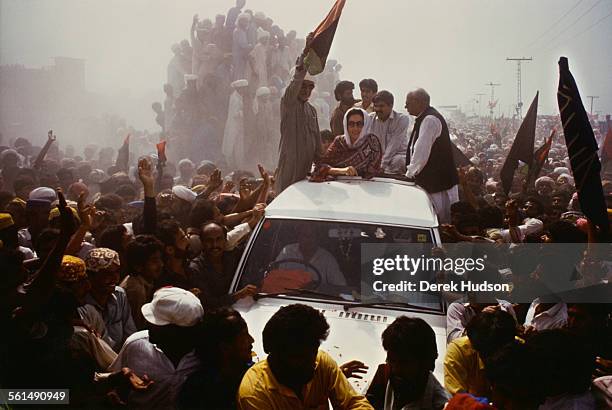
[
  {"x1": 404, "y1": 88, "x2": 459, "y2": 223},
  {"x1": 249, "y1": 29, "x2": 269, "y2": 89},
  {"x1": 175, "y1": 158, "x2": 196, "y2": 187}
]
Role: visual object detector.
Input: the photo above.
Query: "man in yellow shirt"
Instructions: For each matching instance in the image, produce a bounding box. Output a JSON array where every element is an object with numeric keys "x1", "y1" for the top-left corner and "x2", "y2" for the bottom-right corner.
[
  {"x1": 444, "y1": 310, "x2": 516, "y2": 397},
  {"x1": 237, "y1": 304, "x2": 373, "y2": 409}
]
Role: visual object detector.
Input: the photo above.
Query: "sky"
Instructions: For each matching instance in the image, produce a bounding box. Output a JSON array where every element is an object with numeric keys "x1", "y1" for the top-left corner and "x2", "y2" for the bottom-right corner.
[{"x1": 1, "y1": 0, "x2": 611, "y2": 129}]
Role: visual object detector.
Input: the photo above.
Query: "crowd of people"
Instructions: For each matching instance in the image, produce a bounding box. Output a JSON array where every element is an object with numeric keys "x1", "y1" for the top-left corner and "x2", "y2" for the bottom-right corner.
[
  {"x1": 1, "y1": 1, "x2": 611, "y2": 409},
  {"x1": 156, "y1": 0, "x2": 344, "y2": 172}
]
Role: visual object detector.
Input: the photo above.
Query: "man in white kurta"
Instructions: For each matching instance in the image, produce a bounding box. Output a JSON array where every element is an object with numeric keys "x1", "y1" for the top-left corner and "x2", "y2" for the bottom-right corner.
[
  {"x1": 222, "y1": 79, "x2": 249, "y2": 169},
  {"x1": 405, "y1": 89, "x2": 459, "y2": 224}
]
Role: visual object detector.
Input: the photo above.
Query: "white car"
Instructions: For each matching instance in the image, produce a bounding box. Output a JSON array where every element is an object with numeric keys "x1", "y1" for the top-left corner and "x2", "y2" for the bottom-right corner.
[{"x1": 231, "y1": 176, "x2": 447, "y2": 393}]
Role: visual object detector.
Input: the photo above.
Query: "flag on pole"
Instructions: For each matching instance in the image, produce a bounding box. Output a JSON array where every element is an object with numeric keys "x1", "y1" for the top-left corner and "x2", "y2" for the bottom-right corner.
[
  {"x1": 500, "y1": 92, "x2": 539, "y2": 194},
  {"x1": 526, "y1": 128, "x2": 555, "y2": 190},
  {"x1": 304, "y1": 0, "x2": 346, "y2": 75},
  {"x1": 156, "y1": 140, "x2": 167, "y2": 164},
  {"x1": 557, "y1": 57, "x2": 608, "y2": 235}
]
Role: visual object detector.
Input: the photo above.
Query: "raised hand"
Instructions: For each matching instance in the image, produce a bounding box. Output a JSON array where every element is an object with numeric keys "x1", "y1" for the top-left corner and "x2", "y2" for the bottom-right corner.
[
  {"x1": 77, "y1": 192, "x2": 95, "y2": 230},
  {"x1": 258, "y1": 164, "x2": 271, "y2": 186},
  {"x1": 47, "y1": 130, "x2": 57, "y2": 142},
  {"x1": 207, "y1": 169, "x2": 223, "y2": 191},
  {"x1": 138, "y1": 157, "x2": 155, "y2": 196},
  {"x1": 222, "y1": 180, "x2": 235, "y2": 193}
]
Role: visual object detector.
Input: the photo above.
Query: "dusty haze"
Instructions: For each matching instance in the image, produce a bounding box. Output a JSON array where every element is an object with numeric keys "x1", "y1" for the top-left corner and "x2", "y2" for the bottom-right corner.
[{"x1": 1, "y1": 0, "x2": 611, "y2": 147}]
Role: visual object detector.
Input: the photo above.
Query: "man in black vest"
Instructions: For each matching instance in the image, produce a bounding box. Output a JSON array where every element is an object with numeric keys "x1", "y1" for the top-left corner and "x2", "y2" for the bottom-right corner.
[{"x1": 404, "y1": 88, "x2": 459, "y2": 223}]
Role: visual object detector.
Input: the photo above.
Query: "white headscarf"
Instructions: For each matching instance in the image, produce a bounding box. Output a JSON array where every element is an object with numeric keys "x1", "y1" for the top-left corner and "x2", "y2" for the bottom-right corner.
[{"x1": 343, "y1": 107, "x2": 373, "y2": 148}]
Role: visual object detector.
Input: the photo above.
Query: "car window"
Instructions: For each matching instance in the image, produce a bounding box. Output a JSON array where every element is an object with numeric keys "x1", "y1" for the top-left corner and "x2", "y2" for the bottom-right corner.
[{"x1": 236, "y1": 218, "x2": 442, "y2": 310}]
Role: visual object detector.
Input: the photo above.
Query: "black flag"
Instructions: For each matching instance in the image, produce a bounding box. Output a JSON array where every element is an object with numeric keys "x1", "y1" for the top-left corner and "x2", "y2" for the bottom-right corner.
[
  {"x1": 452, "y1": 142, "x2": 473, "y2": 168},
  {"x1": 500, "y1": 92, "x2": 538, "y2": 194},
  {"x1": 557, "y1": 57, "x2": 608, "y2": 236}
]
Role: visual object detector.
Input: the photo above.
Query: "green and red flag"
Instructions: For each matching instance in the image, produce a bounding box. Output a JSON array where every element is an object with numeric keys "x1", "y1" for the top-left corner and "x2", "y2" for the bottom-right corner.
[
  {"x1": 526, "y1": 128, "x2": 555, "y2": 190},
  {"x1": 304, "y1": 0, "x2": 346, "y2": 75}
]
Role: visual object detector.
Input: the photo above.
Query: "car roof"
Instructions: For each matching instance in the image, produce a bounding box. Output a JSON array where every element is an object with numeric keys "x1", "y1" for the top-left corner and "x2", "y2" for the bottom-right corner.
[{"x1": 267, "y1": 177, "x2": 439, "y2": 228}]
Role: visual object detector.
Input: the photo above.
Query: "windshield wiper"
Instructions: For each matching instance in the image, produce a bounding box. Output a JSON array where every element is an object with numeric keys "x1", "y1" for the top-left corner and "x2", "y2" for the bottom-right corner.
[
  {"x1": 342, "y1": 301, "x2": 442, "y2": 312},
  {"x1": 254, "y1": 288, "x2": 340, "y2": 301}
]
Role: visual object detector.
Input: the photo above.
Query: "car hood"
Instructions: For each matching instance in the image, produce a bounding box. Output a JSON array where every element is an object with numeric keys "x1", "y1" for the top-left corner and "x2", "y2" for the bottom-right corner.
[{"x1": 233, "y1": 296, "x2": 447, "y2": 394}]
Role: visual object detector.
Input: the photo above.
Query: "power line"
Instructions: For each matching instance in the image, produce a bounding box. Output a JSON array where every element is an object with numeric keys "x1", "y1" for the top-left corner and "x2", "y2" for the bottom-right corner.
[
  {"x1": 527, "y1": 0, "x2": 585, "y2": 48},
  {"x1": 536, "y1": 0, "x2": 604, "y2": 51},
  {"x1": 545, "y1": 7, "x2": 612, "y2": 51}
]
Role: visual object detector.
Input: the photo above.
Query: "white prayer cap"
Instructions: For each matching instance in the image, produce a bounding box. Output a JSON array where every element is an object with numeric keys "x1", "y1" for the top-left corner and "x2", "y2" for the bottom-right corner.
[
  {"x1": 254, "y1": 12, "x2": 266, "y2": 20},
  {"x1": 553, "y1": 166, "x2": 569, "y2": 175},
  {"x1": 535, "y1": 176, "x2": 555, "y2": 187},
  {"x1": 256, "y1": 87, "x2": 271, "y2": 97},
  {"x1": 29, "y1": 187, "x2": 57, "y2": 202},
  {"x1": 237, "y1": 12, "x2": 251, "y2": 22},
  {"x1": 184, "y1": 74, "x2": 198, "y2": 82},
  {"x1": 88, "y1": 169, "x2": 106, "y2": 184},
  {"x1": 231, "y1": 79, "x2": 249, "y2": 88},
  {"x1": 172, "y1": 185, "x2": 197, "y2": 203},
  {"x1": 257, "y1": 29, "x2": 270, "y2": 41},
  {"x1": 142, "y1": 287, "x2": 203, "y2": 327},
  {"x1": 557, "y1": 173, "x2": 574, "y2": 185}
]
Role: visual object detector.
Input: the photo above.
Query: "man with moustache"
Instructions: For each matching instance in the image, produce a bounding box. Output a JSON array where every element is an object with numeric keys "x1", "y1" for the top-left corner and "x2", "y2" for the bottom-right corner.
[
  {"x1": 275, "y1": 33, "x2": 322, "y2": 193},
  {"x1": 404, "y1": 88, "x2": 459, "y2": 223},
  {"x1": 189, "y1": 222, "x2": 257, "y2": 308}
]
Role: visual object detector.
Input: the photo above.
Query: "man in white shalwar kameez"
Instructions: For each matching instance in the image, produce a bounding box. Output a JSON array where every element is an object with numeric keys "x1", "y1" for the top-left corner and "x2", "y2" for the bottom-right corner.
[
  {"x1": 249, "y1": 30, "x2": 269, "y2": 90},
  {"x1": 222, "y1": 79, "x2": 249, "y2": 169},
  {"x1": 405, "y1": 89, "x2": 459, "y2": 224}
]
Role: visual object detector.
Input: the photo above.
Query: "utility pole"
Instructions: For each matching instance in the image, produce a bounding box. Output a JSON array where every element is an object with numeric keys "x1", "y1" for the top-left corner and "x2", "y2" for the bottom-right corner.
[
  {"x1": 586, "y1": 95, "x2": 599, "y2": 115},
  {"x1": 506, "y1": 57, "x2": 532, "y2": 119},
  {"x1": 485, "y1": 82, "x2": 501, "y2": 117},
  {"x1": 475, "y1": 93, "x2": 486, "y2": 118}
]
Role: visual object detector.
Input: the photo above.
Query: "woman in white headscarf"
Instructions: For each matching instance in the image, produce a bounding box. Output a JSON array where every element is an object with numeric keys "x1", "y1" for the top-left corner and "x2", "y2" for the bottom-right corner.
[{"x1": 311, "y1": 107, "x2": 382, "y2": 180}]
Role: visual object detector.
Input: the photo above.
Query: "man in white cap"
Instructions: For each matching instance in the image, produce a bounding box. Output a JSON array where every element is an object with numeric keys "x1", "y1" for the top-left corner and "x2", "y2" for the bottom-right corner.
[
  {"x1": 110, "y1": 287, "x2": 203, "y2": 408},
  {"x1": 29, "y1": 186, "x2": 57, "y2": 203},
  {"x1": 276, "y1": 33, "x2": 321, "y2": 193},
  {"x1": 250, "y1": 29, "x2": 269, "y2": 89},
  {"x1": 254, "y1": 86, "x2": 277, "y2": 169},
  {"x1": 232, "y1": 13, "x2": 253, "y2": 80},
  {"x1": 171, "y1": 185, "x2": 197, "y2": 227},
  {"x1": 223, "y1": 79, "x2": 250, "y2": 170}
]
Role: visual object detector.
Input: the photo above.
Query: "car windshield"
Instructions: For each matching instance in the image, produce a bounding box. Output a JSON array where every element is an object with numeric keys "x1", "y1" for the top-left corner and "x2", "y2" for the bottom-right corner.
[{"x1": 236, "y1": 218, "x2": 444, "y2": 312}]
